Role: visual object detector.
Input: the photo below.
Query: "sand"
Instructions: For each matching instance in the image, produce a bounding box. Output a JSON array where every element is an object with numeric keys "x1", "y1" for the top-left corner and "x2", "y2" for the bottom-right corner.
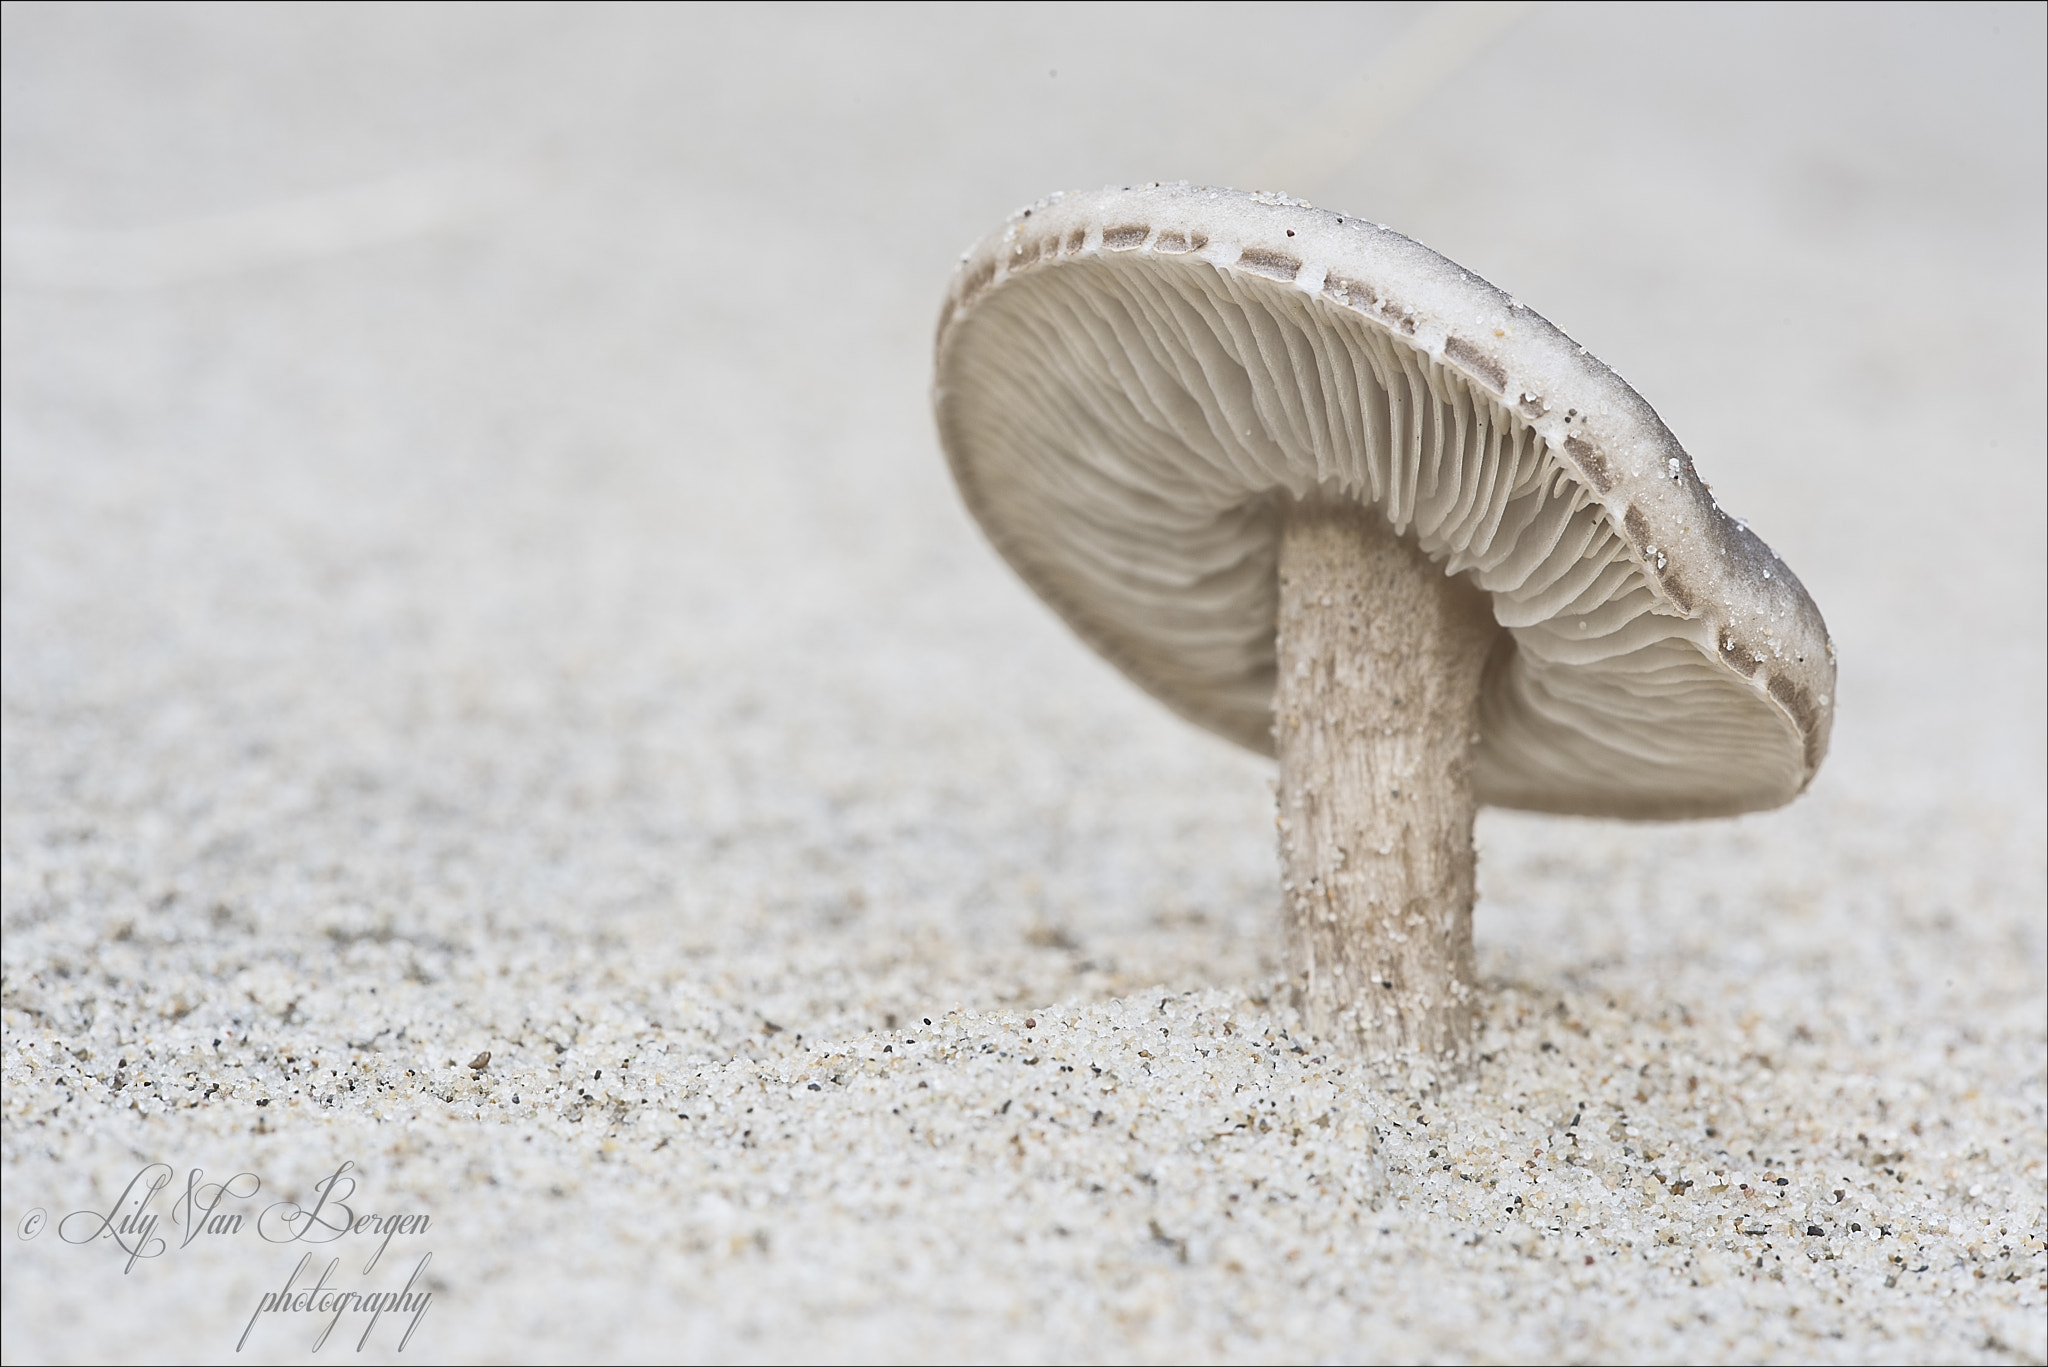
[{"x1": 3, "y1": 4, "x2": 2043, "y2": 1362}]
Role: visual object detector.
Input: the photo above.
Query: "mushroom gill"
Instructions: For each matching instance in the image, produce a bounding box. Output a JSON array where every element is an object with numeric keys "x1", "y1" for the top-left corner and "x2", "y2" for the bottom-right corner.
[{"x1": 940, "y1": 241, "x2": 1808, "y2": 818}]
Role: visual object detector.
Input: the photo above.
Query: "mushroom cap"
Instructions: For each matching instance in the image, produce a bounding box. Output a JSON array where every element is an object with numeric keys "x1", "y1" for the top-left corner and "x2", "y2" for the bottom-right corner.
[{"x1": 933, "y1": 184, "x2": 1834, "y2": 819}]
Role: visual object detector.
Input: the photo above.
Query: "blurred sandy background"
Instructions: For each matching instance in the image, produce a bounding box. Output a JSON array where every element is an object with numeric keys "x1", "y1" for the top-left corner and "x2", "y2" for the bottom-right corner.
[{"x1": 2, "y1": 3, "x2": 2042, "y2": 1362}]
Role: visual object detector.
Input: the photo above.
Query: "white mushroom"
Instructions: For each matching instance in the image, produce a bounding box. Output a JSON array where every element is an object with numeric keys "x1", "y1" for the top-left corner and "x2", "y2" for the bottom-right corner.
[{"x1": 932, "y1": 183, "x2": 1835, "y2": 1074}]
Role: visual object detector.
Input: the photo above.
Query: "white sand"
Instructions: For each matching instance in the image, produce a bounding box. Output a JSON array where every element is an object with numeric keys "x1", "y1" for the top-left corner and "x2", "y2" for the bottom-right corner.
[{"x1": 3, "y1": 5, "x2": 2043, "y2": 1362}]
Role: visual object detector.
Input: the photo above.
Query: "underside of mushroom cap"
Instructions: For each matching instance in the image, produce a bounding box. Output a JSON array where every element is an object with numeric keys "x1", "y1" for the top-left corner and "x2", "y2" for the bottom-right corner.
[{"x1": 933, "y1": 183, "x2": 1834, "y2": 819}]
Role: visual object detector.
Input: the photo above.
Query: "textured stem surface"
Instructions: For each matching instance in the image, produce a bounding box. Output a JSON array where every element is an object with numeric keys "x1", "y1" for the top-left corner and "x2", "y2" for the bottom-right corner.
[{"x1": 1274, "y1": 498, "x2": 1495, "y2": 1073}]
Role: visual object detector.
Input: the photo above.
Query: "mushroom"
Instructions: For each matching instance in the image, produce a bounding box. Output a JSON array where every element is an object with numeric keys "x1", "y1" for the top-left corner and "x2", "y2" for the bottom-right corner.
[{"x1": 932, "y1": 184, "x2": 1835, "y2": 1074}]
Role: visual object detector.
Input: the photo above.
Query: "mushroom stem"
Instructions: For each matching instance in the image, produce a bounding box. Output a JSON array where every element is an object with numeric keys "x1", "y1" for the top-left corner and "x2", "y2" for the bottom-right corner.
[{"x1": 1275, "y1": 497, "x2": 1495, "y2": 1073}]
